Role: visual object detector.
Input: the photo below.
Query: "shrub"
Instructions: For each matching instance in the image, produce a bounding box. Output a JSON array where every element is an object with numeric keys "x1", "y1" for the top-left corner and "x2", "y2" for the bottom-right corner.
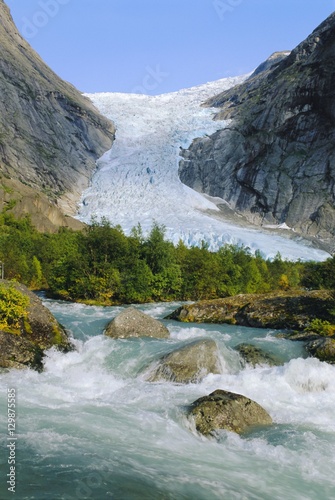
[
  {"x1": 307, "y1": 318, "x2": 335, "y2": 337},
  {"x1": 0, "y1": 284, "x2": 29, "y2": 331}
]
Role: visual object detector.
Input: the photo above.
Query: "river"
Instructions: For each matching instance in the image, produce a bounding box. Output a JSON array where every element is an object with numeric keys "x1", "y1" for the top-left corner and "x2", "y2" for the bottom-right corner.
[{"x1": 1, "y1": 298, "x2": 335, "y2": 499}]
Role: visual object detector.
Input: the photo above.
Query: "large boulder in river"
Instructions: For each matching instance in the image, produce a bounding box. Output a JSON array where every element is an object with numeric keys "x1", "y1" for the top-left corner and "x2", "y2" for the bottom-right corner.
[
  {"x1": 188, "y1": 389, "x2": 272, "y2": 436},
  {"x1": 105, "y1": 307, "x2": 169, "y2": 339},
  {"x1": 0, "y1": 280, "x2": 73, "y2": 371},
  {"x1": 147, "y1": 339, "x2": 220, "y2": 383},
  {"x1": 167, "y1": 290, "x2": 335, "y2": 330}
]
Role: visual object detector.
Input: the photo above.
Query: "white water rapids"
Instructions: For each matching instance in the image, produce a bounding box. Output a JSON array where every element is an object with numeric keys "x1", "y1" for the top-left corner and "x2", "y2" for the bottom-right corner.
[{"x1": 1, "y1": 298, "x2": 335, "y2": 499}]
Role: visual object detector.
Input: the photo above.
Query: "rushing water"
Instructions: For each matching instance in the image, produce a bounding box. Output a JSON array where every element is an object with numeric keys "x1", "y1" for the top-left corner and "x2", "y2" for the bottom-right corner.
[{"x1": 1, "y1": 298, "x2": 335, "y2": 500}]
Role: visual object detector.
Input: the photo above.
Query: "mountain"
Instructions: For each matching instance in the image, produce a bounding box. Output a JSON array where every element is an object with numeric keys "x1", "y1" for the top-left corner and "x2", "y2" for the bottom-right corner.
[
  {"x1": 178, "y1": 12, "x2": 335, "y2": 253},
  {"x1": 0, "y1": 0, "x2": 115, "y2": 230},
  {"x1": 77, "y1": 83, "x2": 328, "y2": 262},
  {"x1": 0, "y1": 0, "x2": 332, "y2": 259}
]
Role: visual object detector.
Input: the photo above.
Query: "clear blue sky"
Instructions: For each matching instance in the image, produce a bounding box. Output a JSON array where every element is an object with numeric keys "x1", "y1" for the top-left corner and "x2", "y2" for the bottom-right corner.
[{"x1": 6, "y1": 0, "x2": 335, "y2": 95}]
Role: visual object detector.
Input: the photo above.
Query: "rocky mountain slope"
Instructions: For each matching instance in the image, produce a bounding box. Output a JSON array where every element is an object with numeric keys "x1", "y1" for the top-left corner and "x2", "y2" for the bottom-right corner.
[
  {"x1": 179, "y1": 12, "x2": 335, "y2": 252},
  {"x1": 0, "y1": 0, "x2": 115, "y2": 229}
]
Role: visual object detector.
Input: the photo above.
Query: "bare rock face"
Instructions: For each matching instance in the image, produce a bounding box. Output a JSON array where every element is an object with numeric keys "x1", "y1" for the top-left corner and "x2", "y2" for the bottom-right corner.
[
  {"x1": 0, "y1": 1, "x2": 115, "y2": 222},
  {"x1": 146, "y1": 339, "x2": 220, "y2": 383},
  {"x1": 0, "y1": 177, "x2": 85, "y2": 233},
  {"x1": 189, "y1": 389, "x2": 272, "y2": 436},
  {"x1": 105, "y1": 307, "x2": 170, "y2": 339},
  {"x1": 179, "y1": 13, "x2": 335, "y2": 252}
]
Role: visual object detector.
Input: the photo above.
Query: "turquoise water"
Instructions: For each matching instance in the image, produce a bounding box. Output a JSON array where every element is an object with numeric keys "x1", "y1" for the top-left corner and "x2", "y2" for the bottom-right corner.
[{"x1": 1, "y1": 298, "x2": 335, "y2": 499}]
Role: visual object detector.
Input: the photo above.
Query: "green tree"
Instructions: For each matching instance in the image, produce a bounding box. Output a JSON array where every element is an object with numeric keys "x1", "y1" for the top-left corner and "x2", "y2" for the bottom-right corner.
[
  {"x1": 150, "y1": 264, "x2": 182, "y2": 300},
  {"x1": 30, "y1": 256, "x2": 44, "y2": 289},
  {"x1": 119, "y1": 260, "x2": 153, "y2": 303},
  {"x1": 143, "y1": 223, "x2": 175, "y2": 274}
]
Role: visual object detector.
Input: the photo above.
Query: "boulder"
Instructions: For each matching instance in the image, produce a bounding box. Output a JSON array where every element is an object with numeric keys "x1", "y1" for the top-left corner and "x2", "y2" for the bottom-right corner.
[
  {"x1": 235, "y1": 343, "x2": 281, "y2": 367},
  {"x1": 0, "y1": 331, "x2": 43, "y2": 371},
  {"x1": 306, "y1": 338, "x2": 335, "y2": 364},
  {"x1": 0, "y1": 280, "x2": 73, "y2": 371},
  {"x1": 3, "y1": 281, "x2": 72, "y2": 351},
  {"x1": 147, "y1": 339, "x2": 220, "y2": 383},
  {"x1": 105, "y1": 307, "x2": 169, "y2": 339},
  {"x1": 188, "y1": 389, "x2": 272, "y2": 436}
]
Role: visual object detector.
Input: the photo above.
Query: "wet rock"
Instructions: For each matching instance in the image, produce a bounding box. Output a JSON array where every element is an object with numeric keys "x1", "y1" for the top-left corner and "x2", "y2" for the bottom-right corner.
[
  {"x1": 280, "y1": 331, "x2": 322, "y2": 342},
  {"x1": 105, "y1": 307, "x2": 169, "y2": 339},
  {"x1": 235, "y1": 343, "x2": 281, "y2": 367},
  {"x1": 188, "y1": 389, "x2": 272, "y2": 436},
  {"x1": 306, "y1": 338, "x2": 335, "y2": 364},
  {"x1": 0, "y1": 331, "x2": 43, "y2": 371},
  {"x1": 147, "y1": 339, "x2": 220, "y2": 383}
]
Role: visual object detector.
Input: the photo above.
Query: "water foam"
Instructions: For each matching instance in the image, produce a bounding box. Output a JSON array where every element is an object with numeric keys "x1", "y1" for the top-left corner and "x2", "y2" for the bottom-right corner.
[{"x1": 1, "y1": 301, "x2": 335, "y2": 499}]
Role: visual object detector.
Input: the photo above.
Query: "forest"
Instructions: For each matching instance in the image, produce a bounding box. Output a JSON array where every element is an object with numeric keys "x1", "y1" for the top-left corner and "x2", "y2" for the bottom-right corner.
[{"x1": 0, "y1": 212, "x2": 332, "y2": 305}]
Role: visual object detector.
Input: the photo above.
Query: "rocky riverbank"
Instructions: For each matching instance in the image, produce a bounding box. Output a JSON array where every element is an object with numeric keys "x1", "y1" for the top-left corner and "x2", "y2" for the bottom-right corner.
[{"x1": 167, "y1": 290, "x2": 335, "y2": 329}]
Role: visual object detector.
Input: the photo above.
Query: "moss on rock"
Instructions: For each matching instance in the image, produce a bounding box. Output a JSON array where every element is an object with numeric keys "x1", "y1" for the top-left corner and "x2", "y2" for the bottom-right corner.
[
  {"x1": 168, "y1": 290, "x2": 335, "y2": 330},
  {"x1": 306, "y1": 338, "x2": 335, "y2": 364},
  {"x1": 188, "y1": 389, "x2": 272, "y2": 436},
  {"x1": 0, "y1": 330, "x2": 44, "y2": 371}
]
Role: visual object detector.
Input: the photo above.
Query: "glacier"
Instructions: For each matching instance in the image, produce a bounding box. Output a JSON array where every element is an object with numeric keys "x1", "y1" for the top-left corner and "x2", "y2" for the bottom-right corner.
[{"x1": 77, "y1": 76, "x2": 329, "y2": 261}]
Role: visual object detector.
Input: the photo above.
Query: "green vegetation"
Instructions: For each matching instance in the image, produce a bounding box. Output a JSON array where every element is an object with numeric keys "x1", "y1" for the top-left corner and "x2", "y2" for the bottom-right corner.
[
  {"x1": 0, "y1": 211, "x2": 333, "y2": 305},
  {"x1": 306, "y1": 319, "x2": 335, "y2": 337},
  {"x1": 0, "y1": 283, "x2": 29, "y2": 331},
  {"x1": 1, "y1": 183, "x2": 14, "y2": 195}
]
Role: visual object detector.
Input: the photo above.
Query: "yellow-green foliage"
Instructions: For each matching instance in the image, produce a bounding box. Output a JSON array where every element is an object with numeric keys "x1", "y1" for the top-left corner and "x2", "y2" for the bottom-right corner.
[
  {"x1": 307, "y1": 318, "x2": 335, "y2": 337},
  {"x1": 0, "y1": 284, "x2": 29, "y2": 331},
  {"x1": 52, "y1": 324, "x2": 64, "y2": 346},
  {"x1": 30, "y1": 256, "x2": 44, "y2": 289},
  {"x1": 23, "y1": 317, "x2": 33, "y2": 334}
]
